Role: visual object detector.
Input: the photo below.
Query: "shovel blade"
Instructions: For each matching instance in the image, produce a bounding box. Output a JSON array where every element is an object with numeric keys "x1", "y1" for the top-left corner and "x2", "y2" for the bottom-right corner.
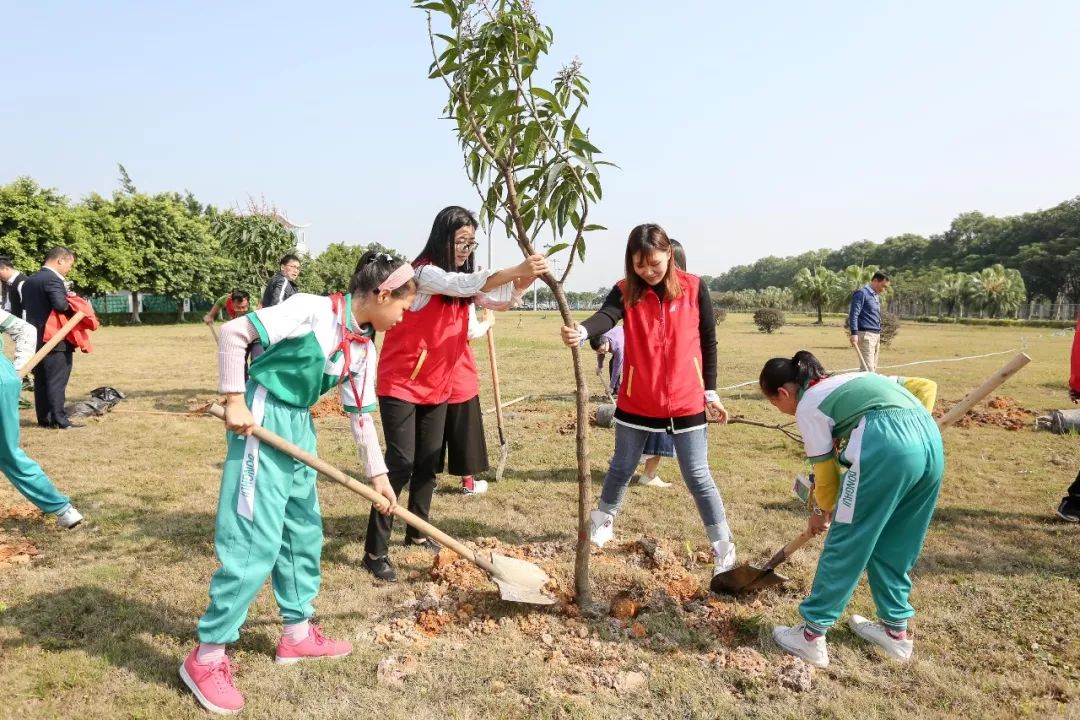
[
  {"x1": 488, "y1": 553, "x2": 555, "y2": 606},
  {"x1": 710, "y1": 562, "x2": 790, "y2": 596}
]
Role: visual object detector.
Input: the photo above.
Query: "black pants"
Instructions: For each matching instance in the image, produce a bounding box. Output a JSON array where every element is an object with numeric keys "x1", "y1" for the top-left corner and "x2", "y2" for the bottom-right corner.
[
  {"x1": 438, "y1": 395, "x2": 490, "y2": 477},
  {"x1": 1062, "y1": 471, "x2": 1080, "y2": 510},
  {"x1": 364, "y1": 397, "x2": 448, "y2": 557},
  {"x1": 32, "y1": 351, "x2": 73, "y2": 428}
]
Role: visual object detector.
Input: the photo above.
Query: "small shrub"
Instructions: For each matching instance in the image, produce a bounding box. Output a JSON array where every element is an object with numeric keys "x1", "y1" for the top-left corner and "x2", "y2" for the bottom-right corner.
[
  {"x1": 880, "y1": 312, "x2": 900, "y2": 346},
  {"x1": 713, "y1": 304, "x2": 727, "y2": 324},
  {"x1": 753, "y1": 308, "x2": 785, "y2": 334}
]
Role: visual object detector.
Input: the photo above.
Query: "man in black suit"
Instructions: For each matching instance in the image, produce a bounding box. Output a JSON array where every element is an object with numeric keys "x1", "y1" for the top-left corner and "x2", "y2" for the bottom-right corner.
[{"x1": 21, "y1": 246, "x2": 81, "y2": 429}]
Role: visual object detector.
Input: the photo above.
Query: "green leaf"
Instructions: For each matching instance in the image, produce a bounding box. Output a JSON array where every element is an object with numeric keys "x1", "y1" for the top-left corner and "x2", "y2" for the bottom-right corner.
[
  {"x1": 576, "y1": 237, "x2": 586, "y2": 262},
  {"x1": 413, "y1": 2, "x2": 445, "y2": 11},
  {"x1": 569, "y1": 137, "x2": 601, "y2": 155},
  {"x1": 583, "y1": 223, "x2": 607, "y2": 231},
  {"x1": 546, "y1": 243, "x2": 569, "y2": 256}
]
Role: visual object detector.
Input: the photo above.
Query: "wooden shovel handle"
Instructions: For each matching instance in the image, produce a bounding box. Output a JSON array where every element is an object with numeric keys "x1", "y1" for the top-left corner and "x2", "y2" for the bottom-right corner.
[
  {"x1": 17, "y1": 311, "x2": 86, "y2": 379},
  {"x1": 205, "y1": 403, "x2": 491, "y2": 571},
  {"x1": 763, "y1": 528, "x2": 816, "y2": 571},
  {"x1": 852, "y1": 342, "x2": 871, "y2": 372},
  {"x1": 936, "y1": 352, "x2": 1031, "y2": 429},
  {"x1": 485, "y1": 328, "x2": 506, "y2": 443}
]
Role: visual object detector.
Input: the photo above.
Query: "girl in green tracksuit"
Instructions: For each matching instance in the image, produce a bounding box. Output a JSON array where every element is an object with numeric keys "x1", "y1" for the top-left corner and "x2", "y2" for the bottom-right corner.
[{"x1": 758, "y1": 350, "x2": 944, "y2": 668}]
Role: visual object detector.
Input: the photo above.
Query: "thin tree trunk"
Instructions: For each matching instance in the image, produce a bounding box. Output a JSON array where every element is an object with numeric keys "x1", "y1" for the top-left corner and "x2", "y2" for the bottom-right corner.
[
  {"x1": 816, "y1": 303, "x2": 823, "y2": 324},
  {"x1": 130, "y1": 290, "x2": 142, "y2": 324},
  {"x1": 547, "y1": 278, "x2": 592, "y2": 611}
]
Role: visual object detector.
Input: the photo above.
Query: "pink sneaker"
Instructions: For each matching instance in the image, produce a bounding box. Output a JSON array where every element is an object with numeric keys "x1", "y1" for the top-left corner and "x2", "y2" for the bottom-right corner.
[
  {"x1": 274, "y1": 624, "x2": 352, "y2": 665},
  {"x1": 179, "y1": 647, "x2": 244, "y2": 715}
]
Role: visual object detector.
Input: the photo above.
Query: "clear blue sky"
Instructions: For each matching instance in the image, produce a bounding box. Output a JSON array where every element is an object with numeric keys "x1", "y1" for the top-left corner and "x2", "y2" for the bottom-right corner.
[{"x1": 3, "y1": 1, "x2": 1079, "y2": 290}]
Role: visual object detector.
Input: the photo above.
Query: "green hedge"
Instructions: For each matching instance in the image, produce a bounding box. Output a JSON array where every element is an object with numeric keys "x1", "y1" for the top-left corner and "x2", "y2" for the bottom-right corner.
[
  {"x1": 908, "y1": 316, "x2": 1074, "y2": 329},
  {"x1": 96, "y1": 313, "x2": 208, "y2": 327}
]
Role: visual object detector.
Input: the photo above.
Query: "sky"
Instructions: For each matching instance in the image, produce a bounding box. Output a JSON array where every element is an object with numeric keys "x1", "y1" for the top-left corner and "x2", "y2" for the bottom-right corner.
[{"x1": 3, "y1": 1, "x2": 1080, "y2": 290}]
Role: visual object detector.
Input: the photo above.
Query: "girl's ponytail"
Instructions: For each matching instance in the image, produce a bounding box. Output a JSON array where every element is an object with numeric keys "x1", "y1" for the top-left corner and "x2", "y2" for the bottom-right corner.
[{"x1": 759, "y1": 350, "x2": 829, "y2": 397}]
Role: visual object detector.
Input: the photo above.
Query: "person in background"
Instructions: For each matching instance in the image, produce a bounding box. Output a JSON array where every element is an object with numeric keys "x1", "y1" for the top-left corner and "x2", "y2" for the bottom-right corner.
[
  {"x1": 0, "y1": 307, "x2": 83, "y2": 528},
  {"x1": 1055, "y1": 310, "x2": 1080, "y2": 522},
  {"x1": 0, "y1": 256, "x2": 27, "y2": 318},
  {"x1": 848, "y1": 271, "x2": 891, "y2": 372},
  {"x1": 261, "y1": 255, "x2": 301, "y2": 309},
  {"x1": 21, "y1": 246, "x2": 80, "y2": 429},
  {"x1": 204, "y1": 290, "x2": 252, "y2": 324}
]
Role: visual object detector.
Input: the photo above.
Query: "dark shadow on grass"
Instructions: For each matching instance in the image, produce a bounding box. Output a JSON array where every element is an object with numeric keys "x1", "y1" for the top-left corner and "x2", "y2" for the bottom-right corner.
[
  {"x1": 918, "y1": 505, "x2": 1080, "y2": 579},
  {"x1": 117, "y1": 387, "x2": 218, "y2": 412},
  {"x1": 0, "y1": 585, "x2": 192, "y2": 688}
]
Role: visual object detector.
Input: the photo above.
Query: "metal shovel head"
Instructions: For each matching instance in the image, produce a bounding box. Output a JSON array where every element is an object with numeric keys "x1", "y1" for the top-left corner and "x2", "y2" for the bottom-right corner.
[
  {"x1": 488, "y1": 552, "x2": 556, "y2": 606},
  {"x1": 596, "y1": 404, "x2": 616, "y2": 428},
  {"x1": 709, "y1": 562, "x2": 790, "y2": 596}
]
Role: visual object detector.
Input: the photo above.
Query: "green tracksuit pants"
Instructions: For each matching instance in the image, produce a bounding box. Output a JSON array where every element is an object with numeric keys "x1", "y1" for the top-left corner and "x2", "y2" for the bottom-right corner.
[
  {"x1": 197, "y1": 383, "x2": 322, "y2": 644},
  {"x1": 802, "y1": 407, "x2": 944, "y2": 634},
  {"x1": 0, "y1": 357, "x2": 71, "y2": 515}
]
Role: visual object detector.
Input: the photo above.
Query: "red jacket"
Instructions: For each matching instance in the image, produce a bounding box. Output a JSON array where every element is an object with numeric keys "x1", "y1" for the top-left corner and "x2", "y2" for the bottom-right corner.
[
  {"x1": 378, "y1": 275, "x2": 470, "y2": 405},
  {"x1": 617, "y1": 268, "x2": 705, "y2": 418},
  {"x1": 43, "y1": 295, "x2": 100, "y2": 353},
  {"x1": 1070, "y1": 314, "x2": 1080, "y2": 394}
]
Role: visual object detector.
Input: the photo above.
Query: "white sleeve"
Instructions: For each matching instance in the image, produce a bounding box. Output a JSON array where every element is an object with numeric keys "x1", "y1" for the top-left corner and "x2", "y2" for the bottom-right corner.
[
  {"x1": 795, "y1": 403, "x2": 837, "y2": 460},
  {"x1": 340, "y1": 345, "x2": 388, "y2": 477},
  {"x1": 474, "y1": 282, "x2": 525, "y2": 311},
  {"x1": 0, "y1": 310, "x2": 36, "y2": 370},
  {"x1": 467, "y1": 305, "x2": 493, "y2": 339},
  {"x1": 415, "y1": 265, "x2": 496, "y2": 298},
  {"x1": 247, "y1": 294, "x2": 322, "y2": 347}
]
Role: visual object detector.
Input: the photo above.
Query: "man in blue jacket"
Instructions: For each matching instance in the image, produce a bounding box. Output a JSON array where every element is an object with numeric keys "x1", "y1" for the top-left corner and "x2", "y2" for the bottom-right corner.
[{"x1": 848, "y1": 271, "x2": 891, "y2": 372}]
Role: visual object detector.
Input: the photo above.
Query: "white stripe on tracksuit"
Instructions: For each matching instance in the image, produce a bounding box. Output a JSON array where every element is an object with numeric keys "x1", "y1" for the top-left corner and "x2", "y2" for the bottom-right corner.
[{"x1": 237, "y1": 385, "x2": 268, "y2": 521}]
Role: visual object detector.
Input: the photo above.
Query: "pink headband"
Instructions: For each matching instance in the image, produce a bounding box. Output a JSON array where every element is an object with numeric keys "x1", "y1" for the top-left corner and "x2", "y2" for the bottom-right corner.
[{"x1": 378, "y1": 264, "x2": 415, "y2": 292}]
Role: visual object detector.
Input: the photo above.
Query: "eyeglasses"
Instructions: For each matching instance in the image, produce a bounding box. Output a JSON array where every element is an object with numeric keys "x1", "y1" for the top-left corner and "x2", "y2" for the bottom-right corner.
[
  {"x1": 454, "y1": 241, "x2": 479, "y2": 252},
  {"x1": 284, "y1": 263, "x2": 301, "y2": 271}
]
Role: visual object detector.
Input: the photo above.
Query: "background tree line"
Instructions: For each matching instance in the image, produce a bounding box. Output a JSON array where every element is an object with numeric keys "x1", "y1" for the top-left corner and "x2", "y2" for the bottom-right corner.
[
  {"x1": 709, "y1": 196, "x2": 1080, "y2": 309},
  {"x1": 0, "y1": 170, "x2": 401, "y2": 322}
]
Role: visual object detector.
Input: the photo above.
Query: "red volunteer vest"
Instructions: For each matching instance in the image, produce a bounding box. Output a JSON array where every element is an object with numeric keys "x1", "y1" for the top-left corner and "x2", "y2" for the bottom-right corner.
[
  {"x1": 448, "y1": 345, "x2": 480, "y2": 404},
  {"x1": 377, "y1": 264, "x2": 470, "y2": 405},
  {"x1": 617, "y1": 269, "x2": 705, "y2": 418}
]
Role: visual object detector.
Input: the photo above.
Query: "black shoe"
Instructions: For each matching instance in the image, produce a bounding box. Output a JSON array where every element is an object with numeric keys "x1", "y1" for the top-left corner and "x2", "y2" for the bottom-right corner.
[
  {"x1": 362, "y1": 554, "x2": 397, "y2": 582},
  {"x1": 404, "y1": 537, "x2": 442, "y2": 553},
  {"x1": 1056, "y1": 499, "x2": 1080, "y2": 523}
]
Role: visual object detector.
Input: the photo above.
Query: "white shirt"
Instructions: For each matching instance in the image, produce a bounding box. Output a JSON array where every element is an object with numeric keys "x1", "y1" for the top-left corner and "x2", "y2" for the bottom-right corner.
[{"x1": 410, "y1": 265, "x2": 524, "y2": 312}]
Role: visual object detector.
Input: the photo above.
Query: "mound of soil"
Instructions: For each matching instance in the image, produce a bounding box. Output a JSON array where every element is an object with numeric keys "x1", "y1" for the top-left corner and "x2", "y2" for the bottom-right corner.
[
  {"x1": 310, "y1": 395, "x2": 347, "y2": 419},
  {"x1": 0, "y1": 530, "x2": 39, "y2": 568},
  {"x1": 934, "y1": 395, "x2": 1034, "y2": 431}
]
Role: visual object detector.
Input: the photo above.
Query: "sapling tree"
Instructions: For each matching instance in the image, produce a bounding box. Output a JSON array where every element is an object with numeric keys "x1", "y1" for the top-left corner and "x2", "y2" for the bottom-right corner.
[{"x1": 416, "y1": 0, "x2": 613, "y2": 607}]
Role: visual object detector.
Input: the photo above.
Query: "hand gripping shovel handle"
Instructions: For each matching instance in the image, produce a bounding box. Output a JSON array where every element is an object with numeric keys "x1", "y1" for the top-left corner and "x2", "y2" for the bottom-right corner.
[
  {"x1": 17, "y1": 311, "x2": 86, "y2": 379},
  {"x1": 205, "y1": 403, "x2": 494, "y2": 574}
]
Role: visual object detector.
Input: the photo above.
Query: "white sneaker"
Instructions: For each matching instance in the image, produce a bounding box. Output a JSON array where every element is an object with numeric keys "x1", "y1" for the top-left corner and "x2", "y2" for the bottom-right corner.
[
  {"x1": 56, "y1": 506, "x2": 83, "y2": 529},
  {"x1": 710, "y1": 540, "x2": 737, "y2": 575},
  {"x1": 588, "y1": 509, "x2": 615, "y2": 548},
  {"x1": 637, "y1": 474, "x2": 672, "y2": 488},
  {"x1": 462, "y1": 479, "x2": 489, "y2": 495},
  {"x1": 772, "y1": 624, "x2": 829, "y2": 668},
  {"x1": 847, "y1": 615, "x2": 913, "y2": 662}
]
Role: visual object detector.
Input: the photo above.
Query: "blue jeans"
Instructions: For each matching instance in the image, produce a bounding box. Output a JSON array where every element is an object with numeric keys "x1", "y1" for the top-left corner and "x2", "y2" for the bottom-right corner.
[{"x1": 599, "y1": 423, "x2": 732, "y2": 544}]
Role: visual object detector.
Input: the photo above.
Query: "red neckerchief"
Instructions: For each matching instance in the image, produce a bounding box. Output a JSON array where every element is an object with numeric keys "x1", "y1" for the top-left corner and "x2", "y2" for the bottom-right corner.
[{"x1": 330, "y1": 293, "x2": 373, "y2": 425}]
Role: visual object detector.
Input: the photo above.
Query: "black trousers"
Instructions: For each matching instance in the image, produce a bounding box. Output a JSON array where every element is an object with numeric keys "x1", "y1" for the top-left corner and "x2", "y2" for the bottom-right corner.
[
  {"x1": 32, "y1": 351, "x2": 73, "y2": 427},
  {"x1": 364, "y1": 396, "x2": 448, "y2": 557},
  {"x1": 1063, "y1": 471, "x2": 1080, "y2": 509},
  {"x1": 438, "y1": 395, "x2": 490, "y2": 477}
]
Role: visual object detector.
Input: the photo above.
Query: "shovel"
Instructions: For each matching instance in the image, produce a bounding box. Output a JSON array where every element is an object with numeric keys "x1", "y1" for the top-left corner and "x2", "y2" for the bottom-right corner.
[
  {"x1": 205, "y1": 403, "x2": 554, "y2": 605},
  {"x1": 485, "y1": 326, "x2": 509, "y2": 481},
  {"x1": 710, "y1": 529, "x2": 815, "y2": 595},
  {"x1": 17, "y1": 311, "x2": 86, "y2": 379},
  {"x1": 207, "y1": 322, "x2": 220, "y2": 345}
]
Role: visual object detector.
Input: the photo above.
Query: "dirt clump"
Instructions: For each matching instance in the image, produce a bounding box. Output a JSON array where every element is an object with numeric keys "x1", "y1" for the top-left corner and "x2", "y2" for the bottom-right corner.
[
  {"x1": 310, "y1": 395, "x2": 347, "y2": 419},
  {"x1": 0, "y1": 531, "x2": 39, "y2": 568},
  {"x1": 934, "y1": 395, "x2": 1033, "y2": 431},
  {"x1": 775, "y1": 656, "x2": 813, "y2": 691},
  {"x1": 0, "y1": 504, "x2": 40, "y2": 521}
]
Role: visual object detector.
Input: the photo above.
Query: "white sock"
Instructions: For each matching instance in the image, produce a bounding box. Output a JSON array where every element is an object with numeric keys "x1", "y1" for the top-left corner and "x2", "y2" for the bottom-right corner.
[
  {"x1": 283, "y1": 620, "x2": 310, "y2": 644},
  {"x1": 196, "y1": 643, "x2": 226, "y2": 664}
]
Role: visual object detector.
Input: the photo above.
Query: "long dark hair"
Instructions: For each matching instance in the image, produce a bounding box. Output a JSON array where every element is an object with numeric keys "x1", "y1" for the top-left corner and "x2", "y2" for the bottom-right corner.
[
  {"x1": 350, "y1": 250, "x2": 416, "y2": 299},
  {"x1": 759, "y1": 351, "x2": 829, "y2": 397},
  {"x1": 623, "y1": 223, "x2": 681, "y2": 305},
  {"x1": 670, "y1": 238, "x2": 686, "y2": 270},
  {"x1": 414, "y1": 206, "x2": 478, "y2": 273}
]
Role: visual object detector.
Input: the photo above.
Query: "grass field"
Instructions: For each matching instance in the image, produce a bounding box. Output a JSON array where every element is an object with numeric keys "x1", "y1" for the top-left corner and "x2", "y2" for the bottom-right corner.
[{"x1": 1, "y1": 312, "x2": 1078, "y2": 720}]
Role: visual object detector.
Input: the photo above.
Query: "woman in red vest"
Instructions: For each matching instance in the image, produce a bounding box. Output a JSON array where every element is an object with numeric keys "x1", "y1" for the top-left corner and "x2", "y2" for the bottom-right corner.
[
  {"x1": 365, "y1": 206, "x2": 547, "y2": 581},
  {"x1": 560, "y1": 223, "x2": 737, "y2": 577},
  {"x1": 1056, "y1": 310, "x2": 1080, "y2": 522}
]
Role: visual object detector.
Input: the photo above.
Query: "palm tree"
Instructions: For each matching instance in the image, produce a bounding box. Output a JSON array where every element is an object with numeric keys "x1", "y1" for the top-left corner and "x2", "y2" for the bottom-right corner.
[
  {"x1": 793, "y1": 266, "x2": 843, "y2": 324},
  {"x1": 968, "y1": 264, "x2": 1027, "y2": 318},
  {"x1": 843, "y1": 264, "x2": 880, "y2": 294},
  {"x1": 930, "y1": 273, "x2": 972, "y2": 317}
]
